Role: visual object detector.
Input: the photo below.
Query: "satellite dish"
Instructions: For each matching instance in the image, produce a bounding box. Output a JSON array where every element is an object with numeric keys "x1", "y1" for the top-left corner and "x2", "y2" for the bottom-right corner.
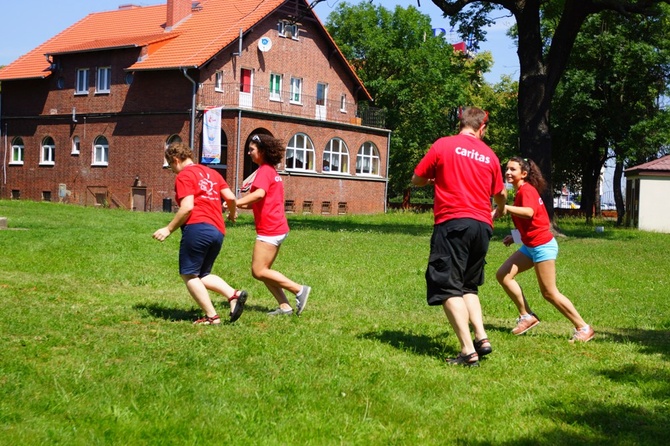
[{"x1": 258, "y1": 37, "x2": 272, "y2": 52}]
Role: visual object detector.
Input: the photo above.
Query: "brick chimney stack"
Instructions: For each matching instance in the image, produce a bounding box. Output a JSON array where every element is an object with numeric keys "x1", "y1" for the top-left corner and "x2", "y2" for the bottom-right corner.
[{"x1": 166, "y1": 0, "x2": 192, "y2": 31}]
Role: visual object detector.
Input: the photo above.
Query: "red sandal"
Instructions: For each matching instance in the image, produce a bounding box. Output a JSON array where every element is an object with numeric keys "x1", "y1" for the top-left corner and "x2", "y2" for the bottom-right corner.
[
  {"x1": 193, "y1": 314, "x2": 220, "y2": 325},
  {"x1": 229, "y1": 290, "x2": 248, "y2": 322}
]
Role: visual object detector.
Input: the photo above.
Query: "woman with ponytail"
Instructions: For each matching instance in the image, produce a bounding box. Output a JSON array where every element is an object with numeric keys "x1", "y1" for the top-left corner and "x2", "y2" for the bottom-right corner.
[{"x1": 496, "y1": 157, "x2": 595, "y2": 343}]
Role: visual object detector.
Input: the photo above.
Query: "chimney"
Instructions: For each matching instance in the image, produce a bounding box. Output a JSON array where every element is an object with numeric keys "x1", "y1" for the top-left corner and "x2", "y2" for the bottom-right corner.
[{"x1": 166, "y1": 0, "x2": 192, "y2": 31}]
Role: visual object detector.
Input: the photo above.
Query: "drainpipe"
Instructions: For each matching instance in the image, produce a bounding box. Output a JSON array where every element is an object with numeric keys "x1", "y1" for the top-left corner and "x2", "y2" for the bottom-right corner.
[
  {"x1": 1, "y1": 89, "x2": 5, "y2": 187},
  {"x1": 234, "y1": 109, "x2": 242, "y2": 196},
  {"x1": 181, "y1": 68, "x2": 197, "y2": 149},
  {"x1": 385, "y1": 131, "x2": 391, "y2": 213}
]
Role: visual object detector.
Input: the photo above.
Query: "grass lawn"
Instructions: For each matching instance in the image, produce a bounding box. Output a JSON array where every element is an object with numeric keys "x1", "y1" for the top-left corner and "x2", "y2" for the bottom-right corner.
[{"x1": 0, "y1": 200, "x2": 668, "y2": 445}]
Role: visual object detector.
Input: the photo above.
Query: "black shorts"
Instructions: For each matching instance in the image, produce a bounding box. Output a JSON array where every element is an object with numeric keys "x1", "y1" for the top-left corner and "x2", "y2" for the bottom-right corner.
[{"x1": 425, "y1": 218, "x2": 493, "y2": 305}]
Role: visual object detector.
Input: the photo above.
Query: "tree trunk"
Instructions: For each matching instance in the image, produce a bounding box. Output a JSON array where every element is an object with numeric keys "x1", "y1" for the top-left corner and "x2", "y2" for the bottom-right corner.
[{"x1": 614, "y1": 160, "x2": 625, "y2": 226}]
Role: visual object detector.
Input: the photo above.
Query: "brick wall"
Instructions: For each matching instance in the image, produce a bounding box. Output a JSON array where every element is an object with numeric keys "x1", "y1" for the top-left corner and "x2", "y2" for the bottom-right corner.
[{"x1": 0, "y1": 5, "x2": 390, "y2": 214}]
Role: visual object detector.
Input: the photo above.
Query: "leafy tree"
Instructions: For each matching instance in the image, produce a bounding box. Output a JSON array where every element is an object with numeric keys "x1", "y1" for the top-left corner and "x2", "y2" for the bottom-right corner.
[
  {"x1": 325, "y1": 3, "x2": 488, "y2": 200},
  {"x1": 552, "y1": 6, "x2": 670, "y2": 223},
  {"x1": 428, "y1": 0, "x2": 669, "y2": 219}
]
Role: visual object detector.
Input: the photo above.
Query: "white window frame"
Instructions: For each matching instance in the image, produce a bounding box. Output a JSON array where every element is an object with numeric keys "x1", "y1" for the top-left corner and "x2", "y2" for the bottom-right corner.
[
  {"x1": 290, "y1": 77, "x2": 302, "y2": 104},
  {"x1": 323, "y1": 138, "x2": 349, "y2": 174},
  {"x1": 285, "y1": 133, "x2": 315, "y2": 171},
  {"x1": 278, "y1": 21, "x2": 299, "y2": 39},
  {"x1": 215, "y1": 71, "x2": 223, "y2": 91},
  {"x1": 289, "y1": 23, "x2": 299, "y2": 40},
  {"x1": 269, "y1": 73, "x2": 282, "y2": 101},
  {"x1": 40, "y1": 137, "x2": 56, "y2": 166},
  {"x1": 340, "y1": 94, "x2": 347, "y2": 113},
  {"x1": 10, "y1": 139, "x2": 24, "y2": 165},
  {"x1": 92, "y1": 136, "x2": 109, "y2": 166},
  {"x1": 71, "y1": 136, "x2": 80, "y2": 155},
  {"x1": 96, "y1": 66, "x2": 111, "y2": 94},
  {"x1": 356, "y1": 142, "x2": 380, "y2": 176},
  {"x1": 75, "y1": 68, "x2": 89, "y2": 95}
]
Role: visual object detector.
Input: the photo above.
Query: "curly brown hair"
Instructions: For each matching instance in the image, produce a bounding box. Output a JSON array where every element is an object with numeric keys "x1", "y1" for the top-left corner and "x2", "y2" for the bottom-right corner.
[
  {"x1": 510, "y1": 156, "x2": 547, "y2": 194},
  {"x1": 250, "y1": 134, "x2": 285, "y2": 166},
  {"x1": 164, "y1": 142, "x2": 193, "y2": 163}
]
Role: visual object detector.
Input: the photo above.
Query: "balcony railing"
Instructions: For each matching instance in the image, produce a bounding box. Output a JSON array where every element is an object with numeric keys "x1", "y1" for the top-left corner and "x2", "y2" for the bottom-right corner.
[{"x1": 198, "y1": 82, "x2": 386, "y2": 128}]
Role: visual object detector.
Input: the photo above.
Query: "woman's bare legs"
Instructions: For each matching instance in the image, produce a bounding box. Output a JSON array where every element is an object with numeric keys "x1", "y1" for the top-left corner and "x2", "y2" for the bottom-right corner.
[
  {"x1": 496, "y1": 250, "x2": 535, "y2": 315},
  {"x1": 534, "y1": 260, "x2": 588, "y2": 329},
  {"x1": 251, "y1": 239, "x2": 301, "y2": 311}
]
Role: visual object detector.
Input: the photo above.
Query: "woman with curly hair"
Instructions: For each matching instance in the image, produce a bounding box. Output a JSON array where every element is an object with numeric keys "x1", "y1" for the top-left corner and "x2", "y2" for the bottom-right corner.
[
  {"x1": 153, "y1": 142, "x2": 247, "y2": 325},
  {"x1": 496, "y1": 156, "x2": 594, "y2": 342},
  {"x1": 236, "y1": 134, "x2": 311, "y2": 316}
]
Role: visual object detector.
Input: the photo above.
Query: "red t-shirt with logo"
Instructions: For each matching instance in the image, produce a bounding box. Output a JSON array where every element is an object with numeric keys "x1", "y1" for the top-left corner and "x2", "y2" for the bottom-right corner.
[
  {"x1": 414, "y1": 134, "x2": 504, "y2": 226},
  {"x1": 175, "y1": 164, "x2": 227, "y2": 234},
  {"x1": 250, "y1": 164, "x2": 290, "y2": 236},
  {"x1": 512, "y1": 183, "x2": 553, "y2": 247}
]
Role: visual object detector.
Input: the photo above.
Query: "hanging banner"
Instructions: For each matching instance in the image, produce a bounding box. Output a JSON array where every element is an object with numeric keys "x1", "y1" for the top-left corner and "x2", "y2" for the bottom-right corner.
[{"x1": 201, "y1": 106, "x2": 222, "y2": 164}]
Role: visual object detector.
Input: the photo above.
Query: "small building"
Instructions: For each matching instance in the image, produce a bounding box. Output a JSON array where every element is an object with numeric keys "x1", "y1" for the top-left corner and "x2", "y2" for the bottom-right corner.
[
  {"x1": 0, "y1": 0, "x2": 390, "y2": 214},
  {"x1": 624, "y1": 154, "x2": 670, "y2": 233}
]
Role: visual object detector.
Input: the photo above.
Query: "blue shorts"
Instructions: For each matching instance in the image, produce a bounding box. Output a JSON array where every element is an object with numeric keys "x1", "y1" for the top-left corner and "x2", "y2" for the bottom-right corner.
[
  {"x1": 179, "y1": 223, "x2": 223, "y2": 277},
  {"x1": 519, "y1": 238, "x2": 558, "y2": 263}
]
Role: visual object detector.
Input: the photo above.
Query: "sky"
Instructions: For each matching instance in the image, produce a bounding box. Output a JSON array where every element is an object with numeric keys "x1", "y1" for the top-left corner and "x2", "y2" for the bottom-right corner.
[{"x1": 0, "y1": 0, "x2": 519, "y2": 83}]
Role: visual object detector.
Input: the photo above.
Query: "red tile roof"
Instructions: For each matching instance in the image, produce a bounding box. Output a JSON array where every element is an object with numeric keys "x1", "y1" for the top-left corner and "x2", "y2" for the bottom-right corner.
[
  {"x1": 625, "y1": 154, "x2": 670, "y2": 174},
  {"x1": 0, "y1": 0, "x2": 369, "y2": 100},
  {"x1": 0, "y1": 5, "x2": 168, "y2": 80}
]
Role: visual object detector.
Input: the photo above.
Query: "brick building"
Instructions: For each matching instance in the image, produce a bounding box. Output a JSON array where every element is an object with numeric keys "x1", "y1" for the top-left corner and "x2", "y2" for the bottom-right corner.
[{"x1": 0, "y1": 0, "x2": 390, "y2": 214}]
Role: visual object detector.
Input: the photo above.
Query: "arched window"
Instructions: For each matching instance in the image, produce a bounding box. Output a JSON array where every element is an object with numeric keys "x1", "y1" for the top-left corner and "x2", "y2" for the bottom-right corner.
[
  {"x1": 286, "y1": 133, "x2": 315, "y2": 171},
  {"x1": 355, "y1": 142, "x2": 380, "y2": 176},
  {"x1": 10, "y1": 137, "x2": 24, "y2": 165},
  {"x1": 323, "y1": 138, "x2": 349, "y2": 174},
  {"x1": 93, "y1": 136, "x2": 109, "y2": 166},
  {"x1": 164, "y1": 135, "x2": 182, "y2": 167},
  {"x1": 40, "y1": 136, "x2": 56, "y2": 165}
]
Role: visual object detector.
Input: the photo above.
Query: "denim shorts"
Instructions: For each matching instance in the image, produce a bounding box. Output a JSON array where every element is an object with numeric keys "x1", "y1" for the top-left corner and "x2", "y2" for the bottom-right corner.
[
  {"x1": 519, "y1": 238, "x2": 558, "y2": 263},
  {"x1": 179, "y1": 223, "x2": 223, "y2": 277}
]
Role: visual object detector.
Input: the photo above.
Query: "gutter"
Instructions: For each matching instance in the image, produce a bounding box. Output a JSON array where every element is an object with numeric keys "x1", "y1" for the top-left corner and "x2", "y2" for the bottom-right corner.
[
  {"x1": 235, "y1": 109, "x2": 242, "y2": 196},
  {"x1": 181, "y1": 68, "x2": 197, "y2": 149}
]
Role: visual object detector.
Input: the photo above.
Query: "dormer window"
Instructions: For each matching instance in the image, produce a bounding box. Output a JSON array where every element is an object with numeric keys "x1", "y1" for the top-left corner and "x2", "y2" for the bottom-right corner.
[{"x1": 278, "y1": 20, "x2": 299, "y2": 40}]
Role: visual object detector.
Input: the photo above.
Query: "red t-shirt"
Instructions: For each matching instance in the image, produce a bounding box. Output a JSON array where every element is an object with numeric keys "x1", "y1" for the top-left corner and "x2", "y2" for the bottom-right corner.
[
  {"x1": 512, "y1": 183, "x2": 553, "y2": 247},
  {"x1": 414, "y1": 134, "x2": 504, "y2": 226},
  {"x1": 175, "y1": 164, "x2": 227, "y2": 234},
  {"x1": 250, "y1": 164, "x2": 290, "y2": 236}
]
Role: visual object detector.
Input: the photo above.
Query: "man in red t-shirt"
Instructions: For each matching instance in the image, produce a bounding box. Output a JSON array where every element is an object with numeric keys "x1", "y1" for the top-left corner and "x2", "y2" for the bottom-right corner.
[
  {"x1": 153, "y1": 143, "x2": 248, "y2": 324},
  {"x1": 412, "y1": 107, "x2": 507, "y2": 366}
]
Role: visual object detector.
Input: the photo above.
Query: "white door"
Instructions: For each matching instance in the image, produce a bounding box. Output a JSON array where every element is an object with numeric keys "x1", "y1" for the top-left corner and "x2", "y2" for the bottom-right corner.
[{"x1": 315, "y1": 82, "x2": 327, "y2": 120}]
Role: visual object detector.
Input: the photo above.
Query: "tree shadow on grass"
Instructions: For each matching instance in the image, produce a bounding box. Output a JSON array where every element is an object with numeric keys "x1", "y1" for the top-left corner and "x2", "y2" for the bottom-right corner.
[
  {"x1": 597, "y1": 326, "x2": 670, "y2": 360},
  {"x1": 285, "y1": 215, "x2": 433, "y2": 237}
]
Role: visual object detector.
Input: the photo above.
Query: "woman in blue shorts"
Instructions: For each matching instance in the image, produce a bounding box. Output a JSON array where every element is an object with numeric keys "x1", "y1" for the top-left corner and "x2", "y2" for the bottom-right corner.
[
  {"x1": 153, "y1": 143, "x2": 248, "y2": 325},
  {"x1": 496, "y1": 157, "x2": 594, "y2": 342}
]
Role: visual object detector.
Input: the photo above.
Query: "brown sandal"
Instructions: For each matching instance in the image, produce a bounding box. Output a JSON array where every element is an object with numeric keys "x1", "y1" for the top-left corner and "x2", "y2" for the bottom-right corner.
[
  {"x1": 474, "y1": 338, "x2": 492, "y2": 357},
  {"x1": 446, "y1": 351, "x2": 479, "y2": 367},
  {"x1": 193, "y1": 314, "x2": 220, "y2": 325}
]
